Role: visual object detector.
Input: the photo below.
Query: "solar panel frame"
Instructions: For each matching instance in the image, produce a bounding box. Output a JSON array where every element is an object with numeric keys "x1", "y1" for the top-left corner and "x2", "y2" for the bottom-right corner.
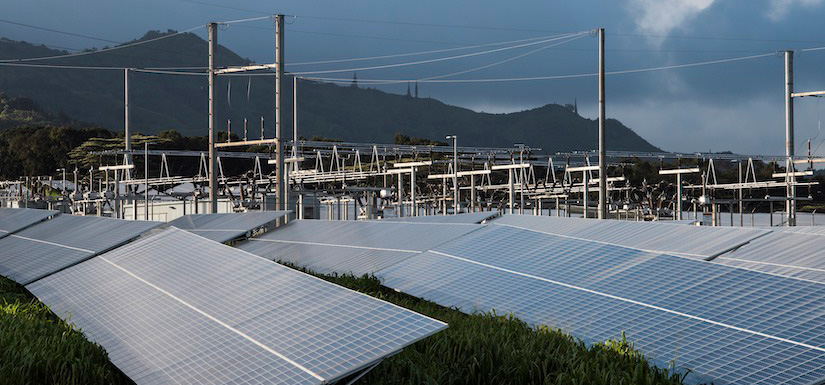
[
  {"x1": 166, "y1": 211, "x2": 290, "y2": 243},
  {"x1": 237, "y1": 219, "x2": 484, "y2": 275},
  {"x1": 492, "y1": 214, "x2": 772, "y2": 260},
  {"x1": 0, "y1": 215, "x2": 161, "y2": 284},
  {"x1": 383, "y1": 210, "x2": 500, "y2": 224},
  {"x1": 376, "y1": 224, "x2": 825, "y2": 385},
  {"x1": 0, "y1": 207, "x2": 58, "y2": 239},
  {"x1": 27, "y1": 227, "x2": 447, "y2": 385}
]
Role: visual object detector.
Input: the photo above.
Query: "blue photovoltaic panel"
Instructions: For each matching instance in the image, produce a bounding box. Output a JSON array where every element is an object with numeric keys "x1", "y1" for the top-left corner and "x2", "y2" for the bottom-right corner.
[
  {"x1": 0, "y1": 207, "x2": 58, "y2": 239},
  {"x1": 715, "y1": 231, "x2": 825, "y2": 283},
  {"x1": 377, "y1": 225, "x2": 825, "y2": 385},
  {"x1": 237, "y1": 219, "x2": 482, "y2": 275},
  {"x1": 0, "y1": 215, "x2": 160, "y2": 284},
  {"x1": 383, "y1": 210, "x2": 500, "y2": 224},
  {"x1": 27, "y1": 228, "x2": 446, "y2": 385},
  {"x1": 167, "y1": 211, "x2": 290, "y2": 243},
  {"x1": 492, "y1": 214, "x2": 771, "y2": 259}
]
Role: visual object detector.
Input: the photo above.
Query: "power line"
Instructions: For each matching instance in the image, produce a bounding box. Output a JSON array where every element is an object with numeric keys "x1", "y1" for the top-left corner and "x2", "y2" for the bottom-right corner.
[
  {"x1": 288, "y1": 32, "x2": 590, "y2": 76},
  {"x1": 289, "y1": 33, "x2": 579, "y2": 67},
  {"x1": 303, "y1": 52, "x2": 780, "y2": 84},
  {"x1": 0, "y1": 25, "x2": 205, "y2": 63},
  {"x1": 0, "y1": 19, "x2": 122, "y2": 44}
]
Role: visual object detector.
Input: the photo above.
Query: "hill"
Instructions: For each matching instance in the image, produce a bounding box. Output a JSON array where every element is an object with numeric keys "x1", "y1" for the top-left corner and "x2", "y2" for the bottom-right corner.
[{"x1": 0, "y1": 32, "x2": 660, "y2": 152}]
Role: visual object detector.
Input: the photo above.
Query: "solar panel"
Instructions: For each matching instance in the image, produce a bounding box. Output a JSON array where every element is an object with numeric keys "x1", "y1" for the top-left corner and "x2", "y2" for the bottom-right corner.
[
  {"x1": 166, "y1": 211, "x2": 290, "y2": 243},
  {"x1": 715, "y1": 231, "x2": 825, "y2": 283},
  {"x1": 237, "y1": 219, "x2": 483, "y2": 275},
  {"x1": 27, "y1": 227, "x2": 446, "y2": 385},
  {"x1": 376, "y1": 225, "x2": 825, "y2": 385},
  {"x1": 0, "y1": 207, "x2": 58, "y2": 239},
  {"x1": 0, "y1": 215, "x2": 160, "y2": 284},
  {"x1": 492, "y1": 214, "x2": 771, "y2": 259},
  {"x1": 780, "y1": 226, "x2": 825, "y2": 236},
  {"x1": 383, "y1": 210, "x2": 500, "y2": 224}
]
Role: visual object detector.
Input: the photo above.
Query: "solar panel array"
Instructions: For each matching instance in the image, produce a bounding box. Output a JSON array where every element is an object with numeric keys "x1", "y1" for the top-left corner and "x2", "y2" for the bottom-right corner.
[
  {"x1": 715, "y1": 231, "x2": 825, "y2": 284},
  {"x1": 383, "y1": 210, "x2": 500, "y2": 224},
  {"x1": 238, "y1": 219, "x2": 483, "y2": 275},
  {"x1": 376, "y1": 225, "x2": 825, "y2": 385},
  {"x1": 0, "y1": 215, "x2": 160, "y2": 284},
  {"x1": 27, "y1": 228, "x2": 447, "y2": 385},
  {"x1": 166, "y1": 211, "x2": 290, "y2": 243},
  {"x1": 492, "y1": 214, "x2": 771, "y2": 259},
  {"x1": 0, "y1": 207, "x2": 57, "y2": 239}
]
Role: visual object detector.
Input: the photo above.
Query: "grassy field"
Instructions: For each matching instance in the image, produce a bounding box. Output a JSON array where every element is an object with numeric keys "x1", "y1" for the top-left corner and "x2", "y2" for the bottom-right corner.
[
  {"x1": 1, "y1": 267, "x2": 691, "y2": 385},
  {"x1": 0, "y1": 276, "x2": 133, "y2": 385}
]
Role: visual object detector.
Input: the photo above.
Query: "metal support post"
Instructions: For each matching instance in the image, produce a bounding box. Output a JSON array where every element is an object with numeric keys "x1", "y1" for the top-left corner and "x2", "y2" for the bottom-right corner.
[
  {"x1": 785, "y1": 50, "x2": 796, "y2": 226},
  {"x1": 275, "y1": 14, "x2": 286, "y2": 211},
  {"x1": 208, "y1": 22, "x2": 218, "y2": 213},
  {"x1": 597, "y1": 28, "x2": 607, "y2": 219}
]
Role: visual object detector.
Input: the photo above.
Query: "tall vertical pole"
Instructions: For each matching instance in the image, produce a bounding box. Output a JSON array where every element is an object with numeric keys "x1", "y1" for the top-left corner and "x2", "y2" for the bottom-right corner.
[
  {"x1": 597, "y1": 28, "x2": 607, "y2": 220},
  {"x1": 508, "y1": 168, "x2": 514, "y2": 214},
  {"x1": 738, "y1": 161, "x2": 743, "y2": 226},
  {"x1": 208, "y1": 22, "x2": 218, "y2": 214},
  {"x1": 410, "y1": 169, "x2": 416, "y2": 216},
  {"x1": 583, "y1": 171, "x2": 589, "y2": 218},
  {"x1": 453, "y1": 136, "x2": 459, "y2": 214},
  {"x1": 785, "y1": 50, "x2": 796, "y2": 226},
  {"x1": 519, "y1": 148, "x2": 525, "y2": 214},
  {"x1": 293, "y1": 76, "x2": 298, "y2": 157},
  {"x1": 676, "y1": 173, "x2": 682, "y2": 220},
  {"x1": 144, "y1": 141, "x2": 149, "y2": 220},
  {"x1": 124, "y1": 68, "x2": 131, "y2": 164},
  {"x1": 275, "y1": 14, "x2": 286, "y2": 211}
]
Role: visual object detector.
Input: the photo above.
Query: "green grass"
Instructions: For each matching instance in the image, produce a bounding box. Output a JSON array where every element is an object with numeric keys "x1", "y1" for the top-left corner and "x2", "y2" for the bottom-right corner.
[
  {"x1": 1, "y1": 266, "x2": 692, "y2": 385},
  {"x1": 0, "y1": 276, "x2": 133, "y2": 385},
  {"x1": 287, "y1": 264, "x2": 691, "y2": 385}
]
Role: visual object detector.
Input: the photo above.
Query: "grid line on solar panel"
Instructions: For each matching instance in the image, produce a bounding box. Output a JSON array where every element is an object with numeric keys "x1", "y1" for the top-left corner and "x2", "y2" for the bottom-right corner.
[
  {"x1": 98, "y1": 255, "x2": 325, "y2": 382},
  {"x1": 29, "y1": 227, "x2": 446, "y2": 385},
  {"x1": 491, "y1": 214, "x2": 772, "y2": 260},
  {"x1": 238, "y1": 219, "x2": 485, "y2": 275},
  {"x1": 375, "y1": 224, "x2": 825, "y2": 385},
  {"x1": 383, "y1": 211, "x2": 499, "y2": 224},
  {"x1": 713, "y1": 231, "x2": 825, "y2": 284},
  {"x1": 428, "y1": 249, "x2": 825, "y2": 353},
  {"x1": 246, "y1": 238, "x2": 422, "y2": 254},
  {"x1": 8, "y1": 234, "x2": 95, "y2": 253},
  {"x1": 0, "y1": 208, "x2": 58, "y2": 237},
  {"x1": 0, "y1": 215, "x2": 161, "y2": 284},
  {"x1": 166, "y1": 212, "x2": 290, "y2": 243}
]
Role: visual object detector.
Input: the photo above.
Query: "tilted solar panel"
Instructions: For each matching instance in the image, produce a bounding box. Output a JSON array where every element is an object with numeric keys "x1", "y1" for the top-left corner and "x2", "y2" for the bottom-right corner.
[
  {"x1": 0, "y1": 207, "x2": 58, "y2": 239},
  {"x1": 237, "y1": 219, "x2": 483, "y2": 275},
  {"x1": 0, "y1": 215, "x2": 160, "y2": 284},
  {"x1": 377, "y1": 225, "x2": 825, "y2": 385},
  {"x1": 383, "y1": 210, "x2": 500, "y2": 224},
  {"x1": 166, "y1": 211, "x2": 290, "y2": 243},
  {"x1": 27, "y1": 227, "x2": 446, "y2": 385},
  {"x1": 492, "y1": 214, "x2": 771, "y2": 259},
  {"x1": 715, "y1": 231, "x2": 825, "y2": 283}
]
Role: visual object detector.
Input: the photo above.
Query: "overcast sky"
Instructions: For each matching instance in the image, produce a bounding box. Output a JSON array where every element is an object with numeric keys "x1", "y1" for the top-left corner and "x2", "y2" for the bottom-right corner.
[{"x1": 3, "y1": 0, "x2": 825, "y2": 155}]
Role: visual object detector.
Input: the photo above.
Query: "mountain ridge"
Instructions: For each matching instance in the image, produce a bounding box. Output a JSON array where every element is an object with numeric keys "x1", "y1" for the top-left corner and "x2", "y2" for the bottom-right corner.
[{"x1": 0, "y1": 31, "x2": 661, "y2": 152}]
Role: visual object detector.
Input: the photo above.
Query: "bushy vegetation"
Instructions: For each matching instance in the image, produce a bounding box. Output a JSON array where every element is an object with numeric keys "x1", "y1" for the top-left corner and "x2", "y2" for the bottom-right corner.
[
  {"x1": 288, "y1": 265, "x2": 691, "y2": 385},
  {"x1": 0, "y1": 276, "x2": 133, "y2": 385}
]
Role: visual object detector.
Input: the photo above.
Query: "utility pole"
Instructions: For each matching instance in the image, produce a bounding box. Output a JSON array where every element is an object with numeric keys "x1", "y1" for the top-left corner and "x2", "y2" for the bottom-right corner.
[
  {"x1": 124, "y1": 68, "x2": 132, "y2": 165},
  {"x1": 275, "y1": 14, "x2": 286, "y2": 211},
  {"x1": 208, "y1": 22, "x2": 218, "y2": 214},
  {"x1": 785, "y1": 50, "x2": 796, "y2": 226},
  {"x1": 597, "y1": 28, "x2": 607, "y2": 220},
  {"x1": 144, "y1": 141, "x2": 149, "y2": 220},
  {"x1": 293, "y1": 76, "x2": 298, "y2": 157},
  {"x1": 446, "y1": 135, "x2": 458, "y2": 214}
]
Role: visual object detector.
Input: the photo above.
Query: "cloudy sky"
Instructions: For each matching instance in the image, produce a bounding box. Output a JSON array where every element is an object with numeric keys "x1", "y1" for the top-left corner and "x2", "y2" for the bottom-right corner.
[{"x1": 3, "y1": 0, "x2": 825, "y2": 155}]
